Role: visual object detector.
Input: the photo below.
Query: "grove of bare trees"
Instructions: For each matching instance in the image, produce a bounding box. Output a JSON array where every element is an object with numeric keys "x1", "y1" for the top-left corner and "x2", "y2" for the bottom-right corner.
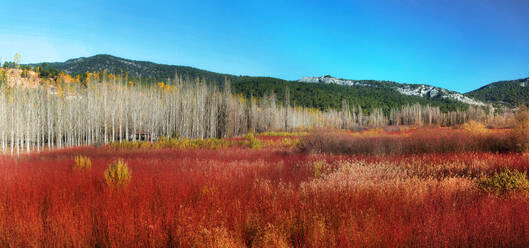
[{"x1": 0, "y1": 73, "x2": 512, "y2": 154}]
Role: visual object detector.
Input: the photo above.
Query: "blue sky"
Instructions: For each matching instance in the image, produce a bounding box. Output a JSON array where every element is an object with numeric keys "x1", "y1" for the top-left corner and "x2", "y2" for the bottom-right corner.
[{"x1": 1, "y1": 0, "x2": 528, "y2": 92}]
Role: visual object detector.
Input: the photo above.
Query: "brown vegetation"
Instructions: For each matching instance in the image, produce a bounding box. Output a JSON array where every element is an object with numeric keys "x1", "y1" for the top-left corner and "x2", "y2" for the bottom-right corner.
[
  {"x1": 299, "y1": 128, "x2": 515, "y2": 155},
  {"x1": 512, "y1": 106, "x2": 529, "y2": 153}
]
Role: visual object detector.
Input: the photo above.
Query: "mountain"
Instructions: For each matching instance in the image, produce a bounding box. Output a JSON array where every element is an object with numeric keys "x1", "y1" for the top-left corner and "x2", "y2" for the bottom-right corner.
[
  {"x1": 299, "y1": 76, "x2": 485, "y2": 106},
  {"x1": 465, "y1": 77, "x2": 529, "y2": 107},
  {"x1": 30, "y1": 54, "x2": 487, "y2": 113},
  {"x1": 33, "y1": 54, "x2": 238, "y2": 86},
  {"x1": 233, "y1": 76, "x2": 476, "y2": 113}
]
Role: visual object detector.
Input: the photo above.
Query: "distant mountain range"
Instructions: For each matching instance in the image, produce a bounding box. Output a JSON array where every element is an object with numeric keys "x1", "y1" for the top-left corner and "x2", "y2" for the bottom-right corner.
[
  {"x1": 299, "y1": 76, "x2": 485, "y2": 106},
  {"x1": 465, "y1": 77, "x2": 529, "y2": 108},
  {"x1": 29, "y1": 54, "x2": 528, "y2": 112}
]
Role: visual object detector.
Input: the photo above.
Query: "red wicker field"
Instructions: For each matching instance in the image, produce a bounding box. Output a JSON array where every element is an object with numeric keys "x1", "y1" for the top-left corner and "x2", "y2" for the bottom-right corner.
[{"x1": 1, "y1": 129, "x2": 529, "y2": 247}]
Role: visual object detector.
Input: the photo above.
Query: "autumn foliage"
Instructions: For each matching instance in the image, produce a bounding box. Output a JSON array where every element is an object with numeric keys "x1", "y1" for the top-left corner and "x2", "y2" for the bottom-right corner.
[
  {"x1": 73, "y1": 155, "x2": 92, "y2": 171},
  {"x1": 478, "y1": 168, "x2": 529, "y2": 195},
  {"x1": 0, "y1": 129, "x2": 529, "y2": 247},
  {"x1": 462, "y1": 120, "x2": 489, "y2": 135},
  {"x1": 299, "y1": 128, "x2": 514, "y2": 155},
  {"x1": 104, "y1": 159, "x2": 131, "y2": 187}
]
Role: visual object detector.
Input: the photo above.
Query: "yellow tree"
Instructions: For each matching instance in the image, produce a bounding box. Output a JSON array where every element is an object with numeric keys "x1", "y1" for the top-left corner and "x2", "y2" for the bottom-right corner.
[{"x1": 13, "y1": 53, "x2": 21, "y2": 68}]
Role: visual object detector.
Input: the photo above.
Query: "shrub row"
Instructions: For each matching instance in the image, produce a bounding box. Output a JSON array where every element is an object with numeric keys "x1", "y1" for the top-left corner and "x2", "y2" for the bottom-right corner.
[{"x1": 299, "y1": 128, "x2": 516, "y2": 155}]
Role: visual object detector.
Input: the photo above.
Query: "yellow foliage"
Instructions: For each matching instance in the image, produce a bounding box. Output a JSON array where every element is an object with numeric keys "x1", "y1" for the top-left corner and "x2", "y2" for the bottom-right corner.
[
  {"x1": 104, "y1": 159, "x2": 131, "y2": 187},
  {"x1": 258, "y1": 131, "x2": 308, "y2": 137},
  {"x1": 237, "y1": 94, "x2": 246, "y2": 104},
  {"x1": 312, "y1": 160, "x2": 326, "y2": 178},
  {"x1": 359, "y1": 128, "x2": 385, "y2": 136},
  {"x1": 57, "y1": 86, "x2": 64, "y2": 97},
  {"x1": 244, "y1": 133, "x2": 263, "y2": 149},
  {"x1": 85, "y1": 71, "x2": 95, "y2": 82},
  {"x1": 0, "y1": 69, "x2": 7, "y2": 83},
  {"x1": 279, "y1": 138, "x2": 302, "y2": 148},
  {"x1": 73, "y1": 155, "x2": 92, "y2": 171},
  {"x1": 477, "y1": 168, "x2": 529, "y2": 195},
  {"x1": 109, "y1": 137, "x2": 244, "y2": 150},
  {"x1": 58, "y1": 73, "x2": 76, "y2": 84},
  {"x1": 109, "y1": 133, "x2": 308, "y2": 151},
  {"x1": 462, "y1": 120, "x2": 488, "y2": 135},
  {"x1": 13, "y1": 53, "x2": 21, "y2": 67}
]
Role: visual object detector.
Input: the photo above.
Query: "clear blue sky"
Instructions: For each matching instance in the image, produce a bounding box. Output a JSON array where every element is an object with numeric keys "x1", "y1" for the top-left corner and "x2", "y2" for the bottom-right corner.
[{"x1": 1, "y1": 0, "x2": 528, "y2": 92}]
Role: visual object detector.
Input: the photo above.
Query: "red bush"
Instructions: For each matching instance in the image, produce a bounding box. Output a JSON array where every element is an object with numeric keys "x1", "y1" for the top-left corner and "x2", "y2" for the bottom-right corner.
[
  {"x1": 0, "y1": 139, "x2": 528, "y2": 247},
  {"x1": 300, "y1": 128, "x2": 514, "y2": 155}
]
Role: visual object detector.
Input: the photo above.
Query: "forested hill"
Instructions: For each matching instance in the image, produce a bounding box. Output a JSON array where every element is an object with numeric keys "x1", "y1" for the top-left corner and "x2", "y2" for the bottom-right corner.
[
  {"x1": 233, "y1": 77, "x2": 470, "y2": 113},
  {"x1": 33, "y1": 54, "x2": 238, "y2": 85},
  {"x1": 30, "y1": 54, "x2": 484, "y2": 113},
  {"x1": 465, "y1": 77, "x2": 529, "y2": 108}
]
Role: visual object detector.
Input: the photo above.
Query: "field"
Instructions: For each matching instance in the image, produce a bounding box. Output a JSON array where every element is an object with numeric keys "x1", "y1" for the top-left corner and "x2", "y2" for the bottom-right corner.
[{"x1": 1, "y1": 128, "x2": 529, "y2": 247}]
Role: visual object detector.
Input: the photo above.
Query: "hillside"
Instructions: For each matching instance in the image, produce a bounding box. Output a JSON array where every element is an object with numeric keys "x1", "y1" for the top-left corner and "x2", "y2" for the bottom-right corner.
[
  {"x1": 33, "y1": 54, "x2": 237, "y2": 86},
  {"x1": 234, "y1": 77, "x2": 470, "y2": 113},
  {"x1": 300, "y1": 76, "x2": 485, "y2": 106},
  {"x1": 465, "y1": 77, "x2": 529, "y2": 107},
  {"x1": 29, "y1": 54, "x2": 484, "y2": 112}
]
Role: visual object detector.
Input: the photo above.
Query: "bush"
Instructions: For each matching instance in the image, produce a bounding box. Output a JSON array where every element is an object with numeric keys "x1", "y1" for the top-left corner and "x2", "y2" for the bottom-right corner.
[
  {"x1": 279, "y1": 138, "x2": 301, "y2": 148},
  {"x1": 299, "y1": 128, "x2": 514, "y2": 155},
  {"x1": 73, "y1": 155, "x2": 92, "y2": 172},
  {"x1": 0, "y1": 69, "x2": 6, "y2": 86},
  {"x1": 512, "y1": 106, "x2": 529, "y2": 153},
  {"x1": 245, "y1": 133, "x2": 263, "y2": 149},
  {"x1": 477, "y1": 169, "x2": 529, "y2": 195},
  {"x1": 312, "y1": 160, "x2": 326, "y2": 178},
  {"x1": 104, "y1": 159, "x2": 131, "y2": 187},
  {"x1": 462, "y1": 120, "x2": 488, "y2": 135}
]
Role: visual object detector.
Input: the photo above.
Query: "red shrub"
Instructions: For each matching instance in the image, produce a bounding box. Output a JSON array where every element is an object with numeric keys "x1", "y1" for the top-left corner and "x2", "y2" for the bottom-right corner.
[
  {"x1": 0, "y1": 139, "x2": 528, "y2": 247},
  {"x1": 300, "y1": 128, "x2": 514, "y2": 155}
]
